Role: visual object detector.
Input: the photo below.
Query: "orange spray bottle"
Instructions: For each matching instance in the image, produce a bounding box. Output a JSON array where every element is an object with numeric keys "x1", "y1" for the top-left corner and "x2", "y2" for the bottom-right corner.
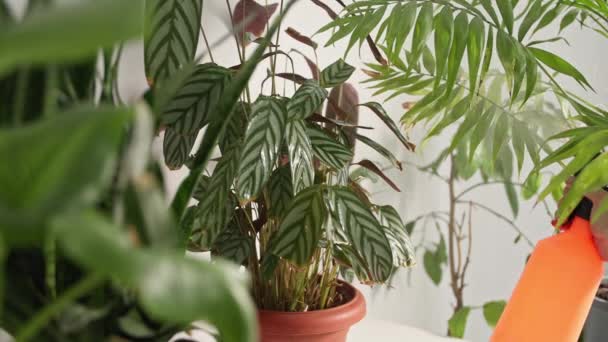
[{"x1": 492, "y1": 197, "x2": 604, "y2": 342}]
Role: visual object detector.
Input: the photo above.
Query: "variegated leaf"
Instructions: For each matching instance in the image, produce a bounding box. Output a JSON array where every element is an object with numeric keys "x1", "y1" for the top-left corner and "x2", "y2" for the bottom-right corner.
[
  {"x1": 192, "y1": 175, "x2": 210, "y2": 201},
  {"x1": 266, "y1": 185, "x2": 327, "y2": 265},
  {"x1": 307, "y1": 125, "x2": 353, "y2": 170},
  {"x1": 268, "y1": 165, "x2": 294, "y2": 219},
  {"x1": 287, "y1": 80, "x2": 328, "y2": 120},
  {"x1": 212, "y1": 218, "x2": 253, "y2": 265},
  {"x1": 237, "y1": 96, "x2": 288, "y2": 200},
  {"x1": 144, "y1": 0, "x2": 203, "y2": 84},
  {"x1": 376, "y1": 205, "x2": 416, "y2": 267},
  {"x1": 161, "y1": 63, "x2": 231, "y2": 133},
  {"x1": 328, "y1": 186, "x2": 393, "y2": 282},
  {"x1": 163, "y1": 127, "x2": 197, "y2": 170},
  {"x1": 320, "y1": 59, "x2": 355, "y2": 88},
  {"x1": 333, "y1": 244, "x2": 372, "y2": 284},
  {"x1": 286, "y1": 120, "x2": 314, "y2": 194},
  {"x1": 197, "y1": 145, "x2": 240, "y2": 247}
]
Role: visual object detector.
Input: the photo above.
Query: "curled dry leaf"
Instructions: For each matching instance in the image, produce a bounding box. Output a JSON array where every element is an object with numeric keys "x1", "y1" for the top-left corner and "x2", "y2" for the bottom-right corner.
[
  {"x1": 325, "y1": 83, "x2": 359, "y2": 148},
  {"x1": 355, "y1": 159, "x2": 401, "y2": 192},
  {"x1": 233, "y1": 0, "x2": 278, "y2": 45},
  {"x1": 285, "y1": 27, "x2": 318, "y2": 49}
]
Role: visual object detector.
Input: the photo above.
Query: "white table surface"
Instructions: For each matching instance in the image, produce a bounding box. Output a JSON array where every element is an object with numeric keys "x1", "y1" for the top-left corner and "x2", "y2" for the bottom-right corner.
[
  {"x1": 172, "y1": 318, "x2": 468, "y2": 342},
  {"x1": 349, "y1": 318, "x2": 468, "y2": 342}
]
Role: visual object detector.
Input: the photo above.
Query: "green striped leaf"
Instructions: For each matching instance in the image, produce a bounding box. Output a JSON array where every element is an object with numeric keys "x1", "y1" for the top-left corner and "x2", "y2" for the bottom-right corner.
[
  {"x1": 161, "y1": 63, "x2": 232, "y2": 133},
  {"x1": 320, "y1": 59, "x2": 355, "y2": 88},
  {"x1": 162, "y1": 127, "x2": 197, "y2": 170},
  {"x1": 266, "y1": 185, "x2": 327, "y2": 265},
  {"x1": 192, "y1": 175, "x2": 210, "y2": 202},
  {"x1": 144, "y1": 0, "x2": 203, "y2": 84},
  {"x1": 333, "y1": 244, "x2": 373, "y2": 284},
  {"x1": 212, "y1": 218, "x2": 253, "y2": 265},
  {"x1": 286, "y1": 120, "x2": 314, "y2": 194},
  {"x1": 268, "y1": 166, "x2": 294, "y2": 219},
  {"x1": 237, "y1": 96, "x2": 288, "y2": 200},
  {"x1": 287, "y1": 80, "x2": 328, "y2": 120},
  {"x1": 376, "y1": 205, "x2": 416, "y2": 267},
  {"x1": 328, "y1": 187, "x2": 393, "y2": 282},
  {"x1": 197, "y1": 145, "x2": 240, "y2": 247},
  {"x1": 307, "y1": 125, "x2": 353, "y2": 170}
]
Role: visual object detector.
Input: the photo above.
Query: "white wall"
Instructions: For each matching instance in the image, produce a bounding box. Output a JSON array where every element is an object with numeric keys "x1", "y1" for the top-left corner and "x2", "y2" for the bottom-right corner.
[{"x1": 7, "y1": 0, "x2": 608, "y2": 341}]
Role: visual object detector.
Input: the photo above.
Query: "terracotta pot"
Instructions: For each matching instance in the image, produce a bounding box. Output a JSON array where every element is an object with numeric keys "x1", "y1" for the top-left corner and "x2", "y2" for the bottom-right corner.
[{"x1": 258, "y1": 281, "x2": 366, "y2": 342}]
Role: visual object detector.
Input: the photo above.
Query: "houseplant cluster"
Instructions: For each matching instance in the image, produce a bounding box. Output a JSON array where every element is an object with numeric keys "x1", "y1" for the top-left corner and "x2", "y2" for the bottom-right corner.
[{"x1": 1, "y1": 0, "x2": 607, "y2": 341}]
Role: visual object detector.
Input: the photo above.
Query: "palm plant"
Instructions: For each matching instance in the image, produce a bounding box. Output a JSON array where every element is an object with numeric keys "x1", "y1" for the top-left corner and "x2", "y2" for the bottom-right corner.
[{"x1": 323, "y1": 0, "x2": 605, "y2": 337}]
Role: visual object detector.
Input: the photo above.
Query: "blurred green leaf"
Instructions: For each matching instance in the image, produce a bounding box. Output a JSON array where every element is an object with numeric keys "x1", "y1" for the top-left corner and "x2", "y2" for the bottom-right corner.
[
  {"x1": 126, "y1": 173, "x2": 179, "y2": 249},
  {"x1": 52, "y1": 211, "x2": 257, "y2": 342},
  {"x1": 405, "y1": 221, "x2": 416, "y2": 235},
  {"x1": 423, "y1": 250, "x2": 442, "y2": 285},
  {"x1": 0, "y1": 106, "x2": 132, "y2": 245},
  {"x1": 522, "y1": 171, "x2": 541, "y2": 199},
  {"x1": 504, "y1": 182, "x2": 519, "y2": 218},
  {"x1": 0, "y1": 0, "x2": 144, "y2": 76},
  {"x1": 556, "y1": 153, "x2": 608, "y2": 225},
  {"x1": 483, "y1": 301, "x2": 506, "y2": 327},
  {"x1": 448, "y1": 306, "x2": 471, "y2": 338}
]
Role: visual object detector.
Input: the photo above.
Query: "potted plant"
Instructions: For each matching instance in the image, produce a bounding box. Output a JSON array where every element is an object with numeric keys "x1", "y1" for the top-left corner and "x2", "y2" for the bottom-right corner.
[
  {"x1": 154, "y1": 1, "x2": 417, "y2": 340},
  {"x1": 0, "y1": 1, "x2": 257, "y2": 341}
]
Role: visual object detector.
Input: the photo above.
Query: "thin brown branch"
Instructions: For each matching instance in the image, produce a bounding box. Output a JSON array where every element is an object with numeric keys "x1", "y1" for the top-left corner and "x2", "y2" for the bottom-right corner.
[{"x1": 459, "y1": 200, "x2": 535, "y2": 248}]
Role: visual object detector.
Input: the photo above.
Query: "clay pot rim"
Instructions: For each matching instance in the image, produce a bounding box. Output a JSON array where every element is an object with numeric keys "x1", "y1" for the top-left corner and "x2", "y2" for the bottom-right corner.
[{"x1": 258, "y1": 280, "x2": 362, "y2": 316}]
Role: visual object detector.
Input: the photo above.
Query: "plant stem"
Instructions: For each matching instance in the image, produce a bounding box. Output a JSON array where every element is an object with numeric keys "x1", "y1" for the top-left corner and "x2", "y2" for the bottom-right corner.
[
  {"x1": 459, "y1": 199, "x2": 534, "y2": 247},
  {"x1": 17, "y1": 273, "x2": 104, "y2": 341},
  {"x1": 200, "y1": 23, "x2": 215, "y2": 63},
  {"x1": 447, "y1": 156, "x2": 463, "y2": 319},
  {"x1": 456, "y1": 181, "x2": 524, "y2": 200}
]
